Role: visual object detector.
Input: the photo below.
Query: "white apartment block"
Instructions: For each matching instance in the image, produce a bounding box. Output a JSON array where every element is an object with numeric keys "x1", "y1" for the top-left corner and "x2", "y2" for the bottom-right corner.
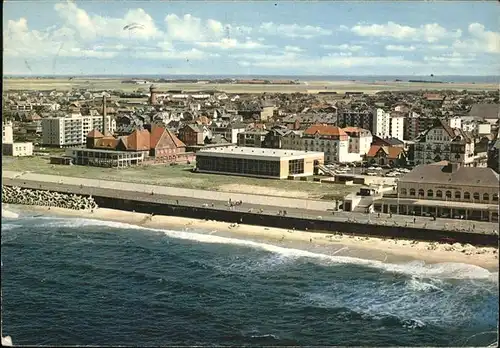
[
  {"x1": 42, "y1": 114, "x2": 116, "y2": 147},
  {"x1": 373, "y1": 109, "x2": 405, "y2": 141},
  {"x1": 373, "y1": 109, "x2": 390, "y2": 138},
  {"x1": 390, "y1": 116, "x2": 405, "y2": 141},
  {"x1": 2, "y1": 121, "x2": 14, "y2": 144}
]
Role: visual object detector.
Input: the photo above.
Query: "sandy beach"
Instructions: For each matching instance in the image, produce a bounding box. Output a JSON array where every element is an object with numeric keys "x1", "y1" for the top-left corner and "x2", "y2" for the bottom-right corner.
[{"x1": 3, "y1": 204, "x2": 499, "y2": 270}]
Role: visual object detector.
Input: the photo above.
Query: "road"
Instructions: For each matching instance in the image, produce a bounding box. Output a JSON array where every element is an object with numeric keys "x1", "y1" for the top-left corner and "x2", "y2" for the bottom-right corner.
[{"x1": 3, "y1": 176, "x2": 498, "y2": 236}]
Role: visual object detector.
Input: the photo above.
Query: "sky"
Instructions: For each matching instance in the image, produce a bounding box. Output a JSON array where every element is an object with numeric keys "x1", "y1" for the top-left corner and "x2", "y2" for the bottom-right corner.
[{"x1": 3, "y1": 0, "x2": 500, "y2": 76}]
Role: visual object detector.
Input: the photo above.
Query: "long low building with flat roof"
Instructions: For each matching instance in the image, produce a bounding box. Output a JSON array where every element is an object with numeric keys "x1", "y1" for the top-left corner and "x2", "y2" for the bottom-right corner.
[
  {"x1": 195, "y1": 146, "x2": 324, "y2": 179},
  {"x1": 372, "y1": 161, "x2": 499, "y2": 222}
]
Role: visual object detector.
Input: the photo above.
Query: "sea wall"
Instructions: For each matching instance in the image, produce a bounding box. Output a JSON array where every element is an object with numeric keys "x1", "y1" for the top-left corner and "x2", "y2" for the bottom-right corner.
[
  {"x1": 92, "y1": 196, "x2": 498, "y2": 247},
  {"x1": 2, "y1": 186, "x2": 97, "y2": 210}
]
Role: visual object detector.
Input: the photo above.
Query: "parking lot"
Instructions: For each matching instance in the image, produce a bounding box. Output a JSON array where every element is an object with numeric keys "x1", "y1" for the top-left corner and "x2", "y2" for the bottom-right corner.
[{"x1": 321, "y1": 163, "x2": 412, "y2": 178}]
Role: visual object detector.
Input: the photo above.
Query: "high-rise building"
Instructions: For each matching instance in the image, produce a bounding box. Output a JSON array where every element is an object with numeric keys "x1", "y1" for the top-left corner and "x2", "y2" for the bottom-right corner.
[{"x1": 42, "y1": 114, "x2": 116, "y2": 147}]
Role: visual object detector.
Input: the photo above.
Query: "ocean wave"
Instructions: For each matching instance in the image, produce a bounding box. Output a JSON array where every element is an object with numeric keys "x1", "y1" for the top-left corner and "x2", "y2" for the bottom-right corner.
[
  {"x1": 1, "y1": 223, "x2": 22, "y2": 232},
  {"x1": 305, "y1": 287, "x2": 478, "y2": 329},
  {"x1": 16, "y1": 215, "x2": 498, "y2": 281}
]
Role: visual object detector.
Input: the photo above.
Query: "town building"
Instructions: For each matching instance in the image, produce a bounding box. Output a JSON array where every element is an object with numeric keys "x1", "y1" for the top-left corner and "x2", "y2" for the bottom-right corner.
[
  {"x1": 65, "y1": 148, "x2": 145, "y2": 168},
  {"x1": 2, "y1": 121, "x2": 14, "y2": 144},
  {"x1": 2, "y1": 120, "x2": 33, "y2": 157},
  {"x1": 42, "y1": 114, "x2": 116, "y2": 147},
  {"x1": 373, "y1": 109, "x2": 390, "y2": 139},
  {"x1": 411, "y1": 119, "x2": 475, "y2": 166},
  {"x1": 468, "y1": 103, "x2": 499, "y2": 124},
  {"x1": 2, "y1": 142, "x2": 33, "y2": 157},
  {"x1": 342, "y1": 127, "x2": 373, "y2": 160},
  {"x1": 372, "y1": 136, "x2": 405, "y2": 148},
  {"x1": 373, "y1": 109, "x2": 404, "y2": 141},
  {"x1": 337, "y1": 108, "x2": 374, "y2": 131},
  {"x1": 487, "y1": 138, "x2": 500, "y2": 173},
  {"x1": 195, "y1": 146, "x2": 324, "y2": 179},
  {"x1": 262, "y1": 126, "x2": 294, "y2": 149},
  {"x1": 365, "y1": 145, "x2": 406, "y2": 166},
  {"x1": 178, "y1": 124, "x2": 212, "y2": 146},
  {"x1": 75, "y1": 125, "x2": 186, "y2": 168},
  {"x1": 404, "y1": 113, "x2": 435, "y2": 141},
  {"x1": 282, "y1": 124, "x2": 350, "y2": 163},
  {"x1": 237, "y1": 130, "x2": 268, "y2": 147},
  {"x1": 210, "y1": 122, "x2": 246, "y2": 144},
  {"x1": 373, "y1": 162, "x2": 499, "y2": 222},
  {"x1": 390, "y1": 114, "x2": 405, "y2": 141}
]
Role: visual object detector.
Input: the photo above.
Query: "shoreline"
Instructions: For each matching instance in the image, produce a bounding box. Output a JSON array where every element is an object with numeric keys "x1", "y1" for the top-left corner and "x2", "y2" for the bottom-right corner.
[{"x1": 2, "y1": 204, "x2": 499, "y2": 271}]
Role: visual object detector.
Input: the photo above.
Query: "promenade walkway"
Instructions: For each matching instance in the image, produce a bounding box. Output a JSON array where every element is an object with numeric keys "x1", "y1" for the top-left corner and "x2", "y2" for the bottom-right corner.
[{"x1": 3, "y1": 170, "x2": 498, "y2": 235}]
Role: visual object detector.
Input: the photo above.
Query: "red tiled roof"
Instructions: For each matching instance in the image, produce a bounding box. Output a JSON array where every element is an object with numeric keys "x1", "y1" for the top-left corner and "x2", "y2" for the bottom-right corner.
[
  {"x1": 366, "y1": 145, "x2": 404, "y2": 159},
  {"x1": 165, "y1": 128, "x2": 186, "y2": 148},
  {"x1": 87, "y1": 129, "x2": 104, "y2": 138},
  {"x1": 150, "y1": 125, "x2": 165, "y2": 148},
  {"x1": 126, "y1": 129, "x2": 150, "y2": 151},
  {"x1": 94, "y1": 138, "x2": 118, "y2": 149},
  {"x1": 304, "y1": 124, "x2": 347, "y2": 137}
]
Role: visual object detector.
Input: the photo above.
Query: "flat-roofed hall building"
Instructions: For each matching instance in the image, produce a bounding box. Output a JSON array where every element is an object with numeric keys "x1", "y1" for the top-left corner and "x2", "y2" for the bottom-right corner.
[
  {"x1": 195, "y1": 146, "x2": 324, "y2": 179},
  {"x1": 65, "y1": 148, "x2": 145, "y2": 168},
  {"x1": 373, "y1": 161, "x2": 499, "y2": 222}
]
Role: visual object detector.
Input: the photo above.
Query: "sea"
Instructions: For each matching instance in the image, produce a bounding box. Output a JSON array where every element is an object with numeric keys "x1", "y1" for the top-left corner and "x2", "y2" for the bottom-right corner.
[
  {"x1": 2, "y1": 212, "x2": 499, "y2": 347},
  {"x1": 5, "y1": 74, "x2": 500, "y2": 84}
]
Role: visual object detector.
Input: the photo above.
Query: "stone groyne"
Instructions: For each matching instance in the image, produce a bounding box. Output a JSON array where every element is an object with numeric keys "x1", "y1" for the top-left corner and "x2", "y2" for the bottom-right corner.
[{"x1": 2, "y1": 186, "x2": 98, "y2": 210}]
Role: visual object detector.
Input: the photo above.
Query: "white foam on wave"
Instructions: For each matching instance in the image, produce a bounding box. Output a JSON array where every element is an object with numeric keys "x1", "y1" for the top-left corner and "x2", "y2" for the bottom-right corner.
[
  {"x1": 25, "y1": 215, "x2": 498, "y2": 281},
  {"x1": 2, "y1": 208, "x2": 19, "y2": 219},
  {"x1": 2, "y1": 336, "x2": 13, "y2": 347}
]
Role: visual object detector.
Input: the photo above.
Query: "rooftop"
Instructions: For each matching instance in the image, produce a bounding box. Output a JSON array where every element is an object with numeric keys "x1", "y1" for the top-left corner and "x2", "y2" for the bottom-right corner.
[
  {"x1": 400, "y1": 162, "x2": 499, "y2": 188},
  {"x1": 197, "y1": 146, "x2": 324, "y2": 160}
]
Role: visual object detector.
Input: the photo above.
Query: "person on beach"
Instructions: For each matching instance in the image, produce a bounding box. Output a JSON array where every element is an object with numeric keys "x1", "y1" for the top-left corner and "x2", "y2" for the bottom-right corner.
[
  {"x1": 413, "y1": 217, "x2": 416, "y2": 223},
  {"x1": 176, "y1": 200, "x2": 179, "y2": 205}
]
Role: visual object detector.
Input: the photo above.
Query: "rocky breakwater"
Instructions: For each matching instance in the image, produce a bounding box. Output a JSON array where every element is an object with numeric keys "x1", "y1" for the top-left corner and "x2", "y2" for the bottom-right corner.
[{"x1": 2, "y1": 186, "x2": 98, "y2": 210}]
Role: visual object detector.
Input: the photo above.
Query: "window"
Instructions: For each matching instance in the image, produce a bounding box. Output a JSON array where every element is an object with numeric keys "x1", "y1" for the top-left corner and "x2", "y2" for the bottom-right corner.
[
  {"x1": 436, "y1": 190, "x2": 442, "y2": 198},
  {"x1": 473, "y1": 192, "x2": 480, "y2": 200},
  {"x1": 401, "y1": 188, "x2": 407, "y2": 195},
  {"x1": 493, "y1": 193, "x2": 499, "y2": 202},
  {"x1": 455, "y1": 191, "x2": 461, "y2": 199},
  {"x1": 409, "y1": 188, "x2": 416, "y2": 196},
  {"x1": 288, "y1": 159, "x2": 304, "y2": 175},
  {"x1": 445, "y1": 191, "x2": 452, "y2": 199},
  {"x1": 427, "y1": 189, "x2": 433, "y2": 197},
  {"x1": 464, "y1": 192, "x2": 470, "y2": 200},
  {"x1": 418, "y1": 189, "x2": 424, "y2": 197},
  {"x1": 483, "y1": 193, "x2": 489, "y2": 202}
]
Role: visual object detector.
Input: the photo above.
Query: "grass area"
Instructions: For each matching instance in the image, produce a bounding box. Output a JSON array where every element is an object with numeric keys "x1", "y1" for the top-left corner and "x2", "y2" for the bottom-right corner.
[
  {"x1": 3, "y1": 78, "x2": 497, "y2": 94},
  {"x1": 2, "y1": 156, "x2": 356, "y2": 200}
]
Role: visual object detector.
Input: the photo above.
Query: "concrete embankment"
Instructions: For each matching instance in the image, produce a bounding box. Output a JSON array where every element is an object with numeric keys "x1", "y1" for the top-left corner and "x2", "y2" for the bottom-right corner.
[
  {"x1": 2, "y1": 183, "x2": 497, "y2": 247},
  {"x1": 2, "y1": 185, "x2": 97, "y2": 210}
]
